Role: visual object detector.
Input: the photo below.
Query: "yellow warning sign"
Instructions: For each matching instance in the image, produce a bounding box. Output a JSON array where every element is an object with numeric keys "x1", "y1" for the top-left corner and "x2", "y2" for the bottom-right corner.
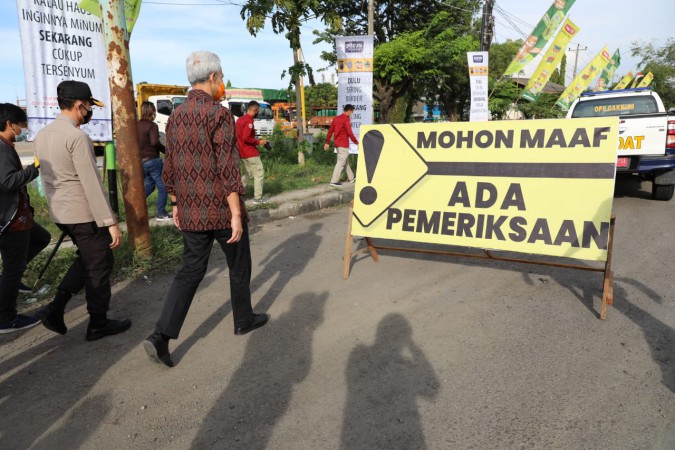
[{"x1": 352, "y1": 118, "x2": 619, "y2": 261}]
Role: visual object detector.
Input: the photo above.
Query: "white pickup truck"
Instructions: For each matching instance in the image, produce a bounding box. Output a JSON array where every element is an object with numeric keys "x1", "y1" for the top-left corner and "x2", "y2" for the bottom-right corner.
[{"x1": 567, "y1": 88, "x2": 675, "y2": 200}]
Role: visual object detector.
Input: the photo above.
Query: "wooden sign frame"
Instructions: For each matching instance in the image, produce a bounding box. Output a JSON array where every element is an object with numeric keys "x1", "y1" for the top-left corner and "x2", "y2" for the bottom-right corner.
[{"x1": 343, "y1": 204, "x2": 616, "y2": 320}]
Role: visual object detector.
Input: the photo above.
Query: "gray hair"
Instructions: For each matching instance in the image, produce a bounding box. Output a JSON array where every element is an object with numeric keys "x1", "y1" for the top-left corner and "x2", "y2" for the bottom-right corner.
[{"x1": 186, "y1": 51, "x2": 222, "y2": 85}]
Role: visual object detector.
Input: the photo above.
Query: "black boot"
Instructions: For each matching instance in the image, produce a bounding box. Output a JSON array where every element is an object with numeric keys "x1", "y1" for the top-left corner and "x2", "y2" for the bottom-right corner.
[
  {"x1": 37, "y1": 289, "x2": 71, "y2": 335},
  {"x1": 144, "y1": 332, "x2": 174, "y2": 367},
  {"x1": 85, "y1": 315, "x2": 131, "y2": 341}
]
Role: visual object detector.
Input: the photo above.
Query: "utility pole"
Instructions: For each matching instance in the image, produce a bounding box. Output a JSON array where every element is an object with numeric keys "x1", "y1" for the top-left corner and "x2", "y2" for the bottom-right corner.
[
  {"x1": 368, "y1": 0, "x2": 375, "y2": 36},
  {"x1": 293, "y1": 40, "x2": 305, "y2": 166},
  {"x1": 479, "y1": 0, "x2": 495, "y2": 52},
  {"x1": 99, "y1": 0, "x2": 151, "y2": 257},
  {"x1": 569, "y1": 43, "x2": 587, "y2": 79}
]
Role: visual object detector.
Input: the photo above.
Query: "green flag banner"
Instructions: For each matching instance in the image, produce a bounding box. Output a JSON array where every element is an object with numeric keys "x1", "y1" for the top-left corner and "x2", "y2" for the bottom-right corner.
[
  {"x1": 79, "y1": 0, "x2": 142, "y2": 33},
  {"x1": 556, "y1": 46, "x2": 612, "y2": 111},
  {"x1": 521, "y1": 18, "x2": 579, "y2": 102},
  {"x1": 636, "y1": 72, "x2": 653, "y2": 88},
  {"x1": 613, "y1": 71, "x2": 634, "y2": 90},
  {"x1": 504, "y1": 0, "x2": 577, "y2": 76},
  {"x1": 593, "y1": 49, "x2": 621, "y2": 92}
]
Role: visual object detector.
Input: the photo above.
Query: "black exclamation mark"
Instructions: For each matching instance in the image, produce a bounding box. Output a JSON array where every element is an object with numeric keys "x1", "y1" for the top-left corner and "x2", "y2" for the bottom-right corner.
[{"x1": 359, "y1": 130, "x2": 384, "y2": 206}]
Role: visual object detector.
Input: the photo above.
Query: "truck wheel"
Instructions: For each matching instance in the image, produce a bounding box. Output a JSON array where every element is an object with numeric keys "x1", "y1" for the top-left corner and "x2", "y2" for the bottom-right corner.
[{"x1": 652, "y1": 183, "x2": 675, "y2": 201}]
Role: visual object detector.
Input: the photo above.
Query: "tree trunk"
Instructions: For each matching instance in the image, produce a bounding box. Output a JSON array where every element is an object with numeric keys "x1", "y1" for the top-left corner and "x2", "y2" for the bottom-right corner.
[{"x1": 374, "y1": 79, "x2": 411, "y2": 123}]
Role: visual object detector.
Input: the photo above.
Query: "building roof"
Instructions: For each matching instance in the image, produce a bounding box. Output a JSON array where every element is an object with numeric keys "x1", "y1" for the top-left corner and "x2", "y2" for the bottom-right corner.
[{"x1": 511, "y1": 77, "x2": 565, "y2": 94}]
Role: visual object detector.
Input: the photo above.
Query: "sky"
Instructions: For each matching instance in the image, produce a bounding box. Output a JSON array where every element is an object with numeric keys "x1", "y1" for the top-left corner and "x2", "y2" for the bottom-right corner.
[{"x1": 1, "y1": 0, "x2": 673, "y2": 103}]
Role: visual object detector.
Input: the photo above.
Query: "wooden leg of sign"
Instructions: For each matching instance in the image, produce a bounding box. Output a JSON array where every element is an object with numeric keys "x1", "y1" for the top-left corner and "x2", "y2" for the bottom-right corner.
[
  {"x1": 365, "y1": 237, "x2": 379, "y2": 262},
  {"x1": 599, "y1": 215, "x2": 617, "y2": 320},
  {"x1": 343, "y1": 205, "x2": 355, "y2": 280}
]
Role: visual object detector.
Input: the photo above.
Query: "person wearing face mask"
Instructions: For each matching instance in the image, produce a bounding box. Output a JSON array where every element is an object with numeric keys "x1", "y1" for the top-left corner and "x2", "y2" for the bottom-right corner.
[
  {"x1": 144, "y1": 51, "x2": 268, "y2": 368},
  {"x1": 137, "y1": 101, "x2": 170, "y2": 220},
  {"x1": 0, "y1": 103, "x2": 51, "y2": 333},
  {"x1": 33, "y1": 80, "x2": 130, "y2": 342},
  {"x1": 236, "y1": 100, "x2": 269, "y2": 204}
]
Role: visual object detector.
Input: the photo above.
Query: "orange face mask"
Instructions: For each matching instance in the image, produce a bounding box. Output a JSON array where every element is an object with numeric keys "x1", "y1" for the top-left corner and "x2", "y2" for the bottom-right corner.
[{"x1": 214, "y1": 79, "x2": 225, "y2": 101}]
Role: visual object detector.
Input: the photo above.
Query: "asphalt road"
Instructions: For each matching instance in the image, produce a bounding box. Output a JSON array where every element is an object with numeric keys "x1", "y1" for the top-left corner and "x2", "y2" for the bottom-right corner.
[{"x1": 0, "y1": 176, "x2": 674, "y2": 449}]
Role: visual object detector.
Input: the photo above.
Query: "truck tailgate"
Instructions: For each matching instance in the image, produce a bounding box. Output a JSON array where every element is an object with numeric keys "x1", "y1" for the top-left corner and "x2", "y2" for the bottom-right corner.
[{"x1": 618, "y1": 114, "x2": 667, "y2": 156}]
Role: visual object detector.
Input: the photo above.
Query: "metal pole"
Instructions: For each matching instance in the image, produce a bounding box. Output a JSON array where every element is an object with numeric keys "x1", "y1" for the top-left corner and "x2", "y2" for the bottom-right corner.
[
  {"x1": 368, "y1": 0, "x2": 374, "y2": 36},
  {"x1": 299, "y1": 47, "x2": 307, "y2": 135},
  {"x1": 293, "y1": 43, "x2": 305, "y2": 165},
  {"x1": 479, "y1": 0, "x2": 487, "y2": 51},
  {"x1": 99, "y1": 0, "x2": 151, "y2": 257},
  {"x1": 105, "y1": 141, "x2": 119, "y2": 214},
  {"x1": 569, "y1": 43, "x2": 587, "y2": 79},
  {"x1": 33, "y1": 232, "x2": 67, "y2": 289}
]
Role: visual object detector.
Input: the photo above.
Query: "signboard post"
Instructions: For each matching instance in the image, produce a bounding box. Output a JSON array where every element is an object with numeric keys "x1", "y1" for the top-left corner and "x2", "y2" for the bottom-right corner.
[
  {"x1": 344, "y1": 118, "x2": 619, "y2": 319},
  {"x1": 16, "y1": 0, "x2": 113, "y2": 141},
  {"x1": 336, "y1": 36, "x2": 374, "y2": 153}
]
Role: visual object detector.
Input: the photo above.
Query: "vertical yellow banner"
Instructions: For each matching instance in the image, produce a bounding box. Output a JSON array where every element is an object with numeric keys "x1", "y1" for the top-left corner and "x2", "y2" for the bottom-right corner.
[
  {"x1": 521, "y1": 18, "x2": 579, "y2": 102},
  {"x1": 637, "y1": 72, "x2": 654, "y2": 88},
  {"x1": 613, "y1": 71, "x2": 634, "y2": 90},
  {"x1": 556, "y1": 47, "x2": 611, "y2": 110}
]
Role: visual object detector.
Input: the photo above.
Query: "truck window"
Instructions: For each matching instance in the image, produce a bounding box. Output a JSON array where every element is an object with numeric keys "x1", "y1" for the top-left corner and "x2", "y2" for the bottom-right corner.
[
  {"x1": 258, "y1": 105, "x2": 274, "y2": 120},
  {"x1": 172, "y1": 96, "x2": 186, "y2": 109},
  {"x1": 156, "y1": 99, "x2": 173, "y2": 116},
  {"x1": 571, "y1": 95, "x2": 659, "y2": 118},
  {"x1": 229, "y1": 102, "x2": 245, "y2": 117}
]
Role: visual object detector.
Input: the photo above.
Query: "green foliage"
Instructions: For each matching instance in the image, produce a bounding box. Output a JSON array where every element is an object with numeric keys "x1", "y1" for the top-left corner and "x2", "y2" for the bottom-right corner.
[
  {"x1": 518, "y1": 93, "x2": 564, "y2": 119},
  {"x1": 315, "y1": 1, "x2": 481, "y2": 123},
  {"x1": 489, "y1": 39, "x2": 523, "y2": 78},
  {"x1": 16, "y1": 226, "x2": 183, "y2": 310},
  {"x1": 304, "y1": 83, "x2": 338, "y2": 119},
  {"x1": 551, "y1": 53, "x2": 567, "y2": 86},
  {"x1": 331, "y1": 0, "x2": 479, "y2": 44},
  {"x1": 631, "y1": 38, "x2": 675, "y2": 108}
]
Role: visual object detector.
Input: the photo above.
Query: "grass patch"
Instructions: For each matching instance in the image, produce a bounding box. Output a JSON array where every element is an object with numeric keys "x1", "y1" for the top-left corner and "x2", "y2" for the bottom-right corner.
[{"x1": 15, "y1": 225, "x2": 183, "y2": 312}]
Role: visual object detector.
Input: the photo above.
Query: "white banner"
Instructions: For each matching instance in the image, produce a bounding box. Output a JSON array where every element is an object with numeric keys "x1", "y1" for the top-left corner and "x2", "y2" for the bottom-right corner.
[
  {"x1": 467, "y1": 51, "x2": 490, "y2": 122},
  {"x1": 336, "y1": 36, "x2": 374, "y2": 154},
  {"x1": 16, "y1": 0, "x2": 112, "y2": 141}
]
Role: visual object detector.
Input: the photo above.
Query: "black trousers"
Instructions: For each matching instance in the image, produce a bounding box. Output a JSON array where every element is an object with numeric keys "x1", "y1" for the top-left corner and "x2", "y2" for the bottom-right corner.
[
  {"x1": 155, "y1": 226, "x2": 254, "y2": 339},
  {"x1": 56, "y1": 222, "x2": 114, "y2": 316},
  {"x1": 0, "y1": 223, "x2": 51, "y2": 322}
]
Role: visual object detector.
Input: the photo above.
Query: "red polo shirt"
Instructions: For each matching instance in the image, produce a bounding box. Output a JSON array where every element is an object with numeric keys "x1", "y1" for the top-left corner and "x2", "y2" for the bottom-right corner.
[
  {"x1": 236, "y1": 114, "x2": 260, "y2": 159},
  {"x1": 326, "y1": 113, "x2": 358, "y2": 148}
]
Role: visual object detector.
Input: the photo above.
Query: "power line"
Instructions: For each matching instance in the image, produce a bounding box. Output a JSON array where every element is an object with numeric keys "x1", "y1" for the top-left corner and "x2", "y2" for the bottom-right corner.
[
  {"x1": 431, "y1": 0, "x2": 480, "y2": 14},
  {"x1": 494, "y1": 16, "x2": 527, "y2": 39},
  {"x1": 494, "y1": 4, "x2": 535, "y2": 30}
]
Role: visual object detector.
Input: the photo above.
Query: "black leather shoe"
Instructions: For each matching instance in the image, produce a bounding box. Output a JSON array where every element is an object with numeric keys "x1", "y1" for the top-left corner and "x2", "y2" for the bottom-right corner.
[
  {"x1": 86, "y1": 318, "x2": 131, "y2": 341},
  {"x1": 37, "y1": 303, "x2": 68, "y2": 335},
  {"x1": 144, "y1": 332, "x2": 174, "y2": 367},
  {"x1": 234, "y1": 313, "x2": 269, "y2": 336}
]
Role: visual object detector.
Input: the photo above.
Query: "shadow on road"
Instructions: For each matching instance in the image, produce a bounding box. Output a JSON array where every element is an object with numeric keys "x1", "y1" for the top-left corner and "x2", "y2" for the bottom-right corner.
[
  {"x1": 190, "y1": 291, "x2": 328, "y2": 449},
  {"x1": 251, "y1": 223, "x2": 323, "y2": 313},
  {"x1": 529, "y1": 270, "x2": 675, "y2": 394},
  {"x1": 612, "y1": 278, "x2": 675, "y2": 394},
  {"x1": 613, "y1": 175, "x2": 652, "y2": 200},
  {"x1": 341, "y1": 313, "x2": 439, "y2": 449},
  {"x1": 173, "y1": 223, "x2": 324, "y2": 361},
  {"x1": 0, "y1": 263, "x2": 223, "y2": 449}
]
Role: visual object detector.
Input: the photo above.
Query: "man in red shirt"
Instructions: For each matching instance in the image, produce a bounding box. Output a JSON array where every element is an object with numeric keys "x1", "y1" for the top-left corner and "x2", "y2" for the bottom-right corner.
[
  {"x1": 236, "y1": 101, "x2": 269, "y2": 204},
  {"x1": 324, "y1": 104, "x2": 359, "y2": 186}
]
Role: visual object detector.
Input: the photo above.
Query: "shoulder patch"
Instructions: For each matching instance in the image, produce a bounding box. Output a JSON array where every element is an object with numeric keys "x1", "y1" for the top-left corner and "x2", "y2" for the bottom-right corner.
[{"x1": 248, "y1": 123, "x2": 253, "y2": 128}]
